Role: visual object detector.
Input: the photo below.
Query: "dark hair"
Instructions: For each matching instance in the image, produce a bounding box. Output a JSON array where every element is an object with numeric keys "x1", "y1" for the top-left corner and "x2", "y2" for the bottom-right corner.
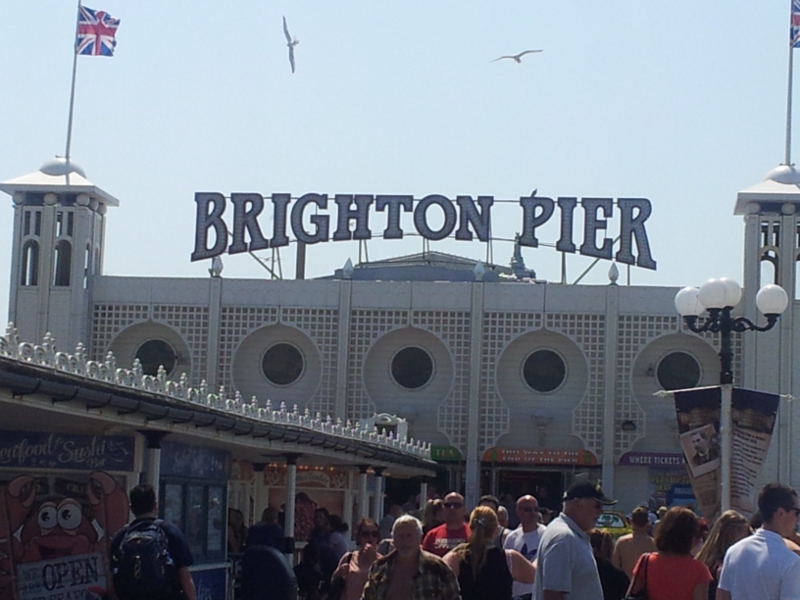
[
  {"x1": 654, "y1": 507, "x2": 698, "y2": 555},
  {"x1": 478, "y1": 495, "x2": 500, "y2": 511},
  {"x1": 759, "y1": 483, "x2": 798, "y2": 522},
  {"x1": 355, "y1": 517, "x2": 379, "y2": 539},
  {"x1": 328, "y1": 514, "x2": 348, "y2": 533},
  {"x1": 588, "y1": 529, "x2": 614, "y2": 561},
  {"x1": 129, "y1": 483, "x2": 157, "y2": 517},
  {"x1": 631, "y1": 506, "x2": 650, "y2": 527}
]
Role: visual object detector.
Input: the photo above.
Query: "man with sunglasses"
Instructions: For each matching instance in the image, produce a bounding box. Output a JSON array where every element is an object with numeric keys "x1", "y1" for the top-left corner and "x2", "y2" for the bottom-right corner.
[
  {"x1": 533, "y1": 480, "x2": 616, "y2": 600},
  {"x1": 717, "y1": 483, "x2": 800, "y2": 600},
  {"x1": 421, "y1": 492, "x2": 471, "y2": 557},
  {"x1": 503, "y1": 495, "x2": 546, "y2": 600}
]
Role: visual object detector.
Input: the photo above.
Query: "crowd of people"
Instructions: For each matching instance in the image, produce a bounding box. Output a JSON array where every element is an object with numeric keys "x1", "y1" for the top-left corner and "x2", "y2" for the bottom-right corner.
[{"x1": 226, "y1": 480, "x2": 800, "y2": 600}]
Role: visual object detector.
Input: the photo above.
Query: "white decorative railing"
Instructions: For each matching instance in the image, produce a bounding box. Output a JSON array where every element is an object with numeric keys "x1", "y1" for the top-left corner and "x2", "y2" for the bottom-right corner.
[{"x1": 0, "y1": 324, "x2": 432, "y2": 460}]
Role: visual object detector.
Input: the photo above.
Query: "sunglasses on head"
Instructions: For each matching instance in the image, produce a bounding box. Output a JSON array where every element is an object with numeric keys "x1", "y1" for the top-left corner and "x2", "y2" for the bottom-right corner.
[
  {"x1": 360, "y1": 530, "x2": 380, "y2": 538},
  {"x1": 444, "y1": 502, "x2": 463, "y2": 509}
]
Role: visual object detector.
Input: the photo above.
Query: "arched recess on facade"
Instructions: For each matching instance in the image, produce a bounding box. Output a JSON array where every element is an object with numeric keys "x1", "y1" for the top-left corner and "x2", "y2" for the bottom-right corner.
[
  {"x1": 630, "y1": 332, "x2": 720, "y2": 450},
  {"x1": 232, "y1": 323, "x2": 322, "y2": 407},
  {"x1": 362, "y1": 326, "x2": 454, "y2": 447},
  {"x1": 494, "y1": 329, "x2": 587, "y2": 450},
  {"x1": 53, "y1": 239, "x2": 72, "y2": 286},
  {"x1": 21, "y1": 239, "x2": 39, "y2": 286},
  {"x1": 108, "y1": 321, "x2": 192, "y2": 380}
]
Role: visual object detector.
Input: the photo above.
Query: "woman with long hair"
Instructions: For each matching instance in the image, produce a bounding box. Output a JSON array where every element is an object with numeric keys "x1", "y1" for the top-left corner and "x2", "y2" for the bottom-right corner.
[
  {"x1": 627, "y1": 507, "x2": 713, "y2": 600},
  {"x1": 442, "y1": 506, "x2": 535, "y2": 600},
  {"x1": 589, "y1": 529, "x2": 629, "y2": 600},
  {"x1": 422, "y1": 498, "x2": 445, "y2": 534},
  {"x1": 330, "y1": 517, "x2": 381, "y2": 600},
  {"x1": 695, "y1": 510, "x2": 751, "y2": 600}
]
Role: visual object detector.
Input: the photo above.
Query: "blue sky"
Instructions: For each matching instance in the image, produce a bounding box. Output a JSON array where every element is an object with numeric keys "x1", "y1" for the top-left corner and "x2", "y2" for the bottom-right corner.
[{"x1": 0, "y1": 1, "x2": 795, "y2": 336}]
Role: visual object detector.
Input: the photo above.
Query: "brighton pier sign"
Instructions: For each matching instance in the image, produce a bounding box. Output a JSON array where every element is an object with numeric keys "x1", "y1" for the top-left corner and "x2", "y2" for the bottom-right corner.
[{"x1": 191, "y1": 192, "x2": 657, "y2": 270}]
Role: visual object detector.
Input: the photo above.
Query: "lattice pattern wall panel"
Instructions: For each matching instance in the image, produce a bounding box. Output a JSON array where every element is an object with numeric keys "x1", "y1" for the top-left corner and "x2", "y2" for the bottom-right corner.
[
  {"x1": 281, "y1": 308, "x2": 339, "y2": 417},
  {"x1": 218, "y1": 307, "x2": 279, "y2": 394},
  {"x1": 90, "y1": 304, "x2": 150, "y2": 360},
  {"x1": 412, "y1": 311, "x2": 471, "y2": 453},
  {"x1": 151, "y1": 305, "x2": 210, "y2": 387},
  {"x1": 615, "y1": 315, "x2": 742, "y2": 459},
  {"x1": 546, "y1": 313, "x2": 606, "y2": 457},
  {"x1": 346, "y1": 310, "x2": 409, "y2": 421},
  {"x1": 616, "y1": 315, "x2": 677, "y2": 457},
  {"x1": 479, "y1": 312, "x2": 543, "y2": 453}
]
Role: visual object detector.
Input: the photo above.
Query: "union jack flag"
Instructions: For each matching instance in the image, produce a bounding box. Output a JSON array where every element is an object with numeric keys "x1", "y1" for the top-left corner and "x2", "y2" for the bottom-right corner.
[
  {"x1": 75, "y1": 5, "x2": 120, "y2": 56},
  {"x1": 792, "y1": 0, "x2": 800, "y2": 48}
]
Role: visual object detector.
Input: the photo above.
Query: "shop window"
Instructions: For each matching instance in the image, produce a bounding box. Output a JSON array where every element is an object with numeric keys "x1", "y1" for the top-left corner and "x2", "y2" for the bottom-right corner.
[
  {"x1": 657, "y1": 351, "x2": 701, "y2": 390},
  {"x1": 160, "y1": 481, "x2": 225, "y2": 563},
  {"x1": 135, "y1": 339, "x2": 177, "y2": 376},
  {"x1": 53, "y1": 240, "x2": 72, "y2": 286},
  {"x1": 261, "y1": 342, "x2": 304, "y2": 385},
  {"x1": 21, "y1": 240, "x2": 39, "y2": 286},
  {"x1": 391, "y1": 346, "x2": 434, "y2": 389},
  {"x1": 522, "y1": 349, "x2": 566, "y2": 393}
]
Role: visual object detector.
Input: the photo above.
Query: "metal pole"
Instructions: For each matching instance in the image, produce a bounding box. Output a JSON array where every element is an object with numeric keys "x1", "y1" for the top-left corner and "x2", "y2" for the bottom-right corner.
[
  {"x1": 787, "y1": 3, "x2": 796, "y2": 166},
  {"x1": 720, "y1": 383, "x2": 733, "y2": 512},
  {"x1": 65, "y1": 0, "x2": 82, "y2": 160},
  {"x1": 717, "y1": 308, "x2": 734, "y2": 513}
]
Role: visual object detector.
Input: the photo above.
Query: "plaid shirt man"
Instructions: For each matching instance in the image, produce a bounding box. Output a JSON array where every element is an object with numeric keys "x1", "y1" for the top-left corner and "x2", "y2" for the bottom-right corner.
[{"x1": 362, "y1": 547, "x2": 461, "y2": 600}]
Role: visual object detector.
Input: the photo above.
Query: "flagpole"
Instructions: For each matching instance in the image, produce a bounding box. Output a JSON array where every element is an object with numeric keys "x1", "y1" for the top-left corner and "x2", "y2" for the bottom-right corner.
[
  {"x1": 65, "y1": 0, "x2": 82, "y2": 161},
  {"x1": 787, "y1": 40, "x2": 794, "y2": 165}
]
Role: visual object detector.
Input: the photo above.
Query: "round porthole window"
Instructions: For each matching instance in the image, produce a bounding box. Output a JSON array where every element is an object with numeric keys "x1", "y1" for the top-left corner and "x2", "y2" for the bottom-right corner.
[
  {"x1": 391, "y1": 346, "x2": 434, "y2": 389},
  {"x1": 261, "y1": 343, "x2": 304, "y2": 385},
  {"x1": 523, "y1": 349, "x2": 566, "y2": 393},
  {"x1": 657, "y1": 351, "x2": 701, "y2": 390},
  {"x1": 135, "y1": 339, "x2": 177, "y2": 376}
]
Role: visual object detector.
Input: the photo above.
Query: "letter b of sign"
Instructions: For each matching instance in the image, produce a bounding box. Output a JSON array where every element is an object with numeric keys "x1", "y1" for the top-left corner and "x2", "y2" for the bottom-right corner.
[{"x1": 191, "y1": 192, "x2": 228, "y2": 261}]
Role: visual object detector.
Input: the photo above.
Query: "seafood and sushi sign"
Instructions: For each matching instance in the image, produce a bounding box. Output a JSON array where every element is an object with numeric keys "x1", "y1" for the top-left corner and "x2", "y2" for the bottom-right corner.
[{"x1": 191, "y1": 192, "x2": 657, "y2": 270}]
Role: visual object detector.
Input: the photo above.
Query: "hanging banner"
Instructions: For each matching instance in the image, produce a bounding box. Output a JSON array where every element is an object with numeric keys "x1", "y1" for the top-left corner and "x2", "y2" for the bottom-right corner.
[
  {"x1": 730, "y1": 387, "x2": 779, "y2": 516},
  {"x1": 674, "y1": 386, "x2": 722, "y2": 520}
]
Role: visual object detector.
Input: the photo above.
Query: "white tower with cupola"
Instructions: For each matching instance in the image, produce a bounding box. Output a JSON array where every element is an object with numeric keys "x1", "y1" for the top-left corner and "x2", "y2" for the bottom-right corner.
[
  {"x1": 735, "y1": 164, "x2": 800, "y2": 482},
  {"x1": 0, "y1": 157, "x2": 118, "y2": 350}
]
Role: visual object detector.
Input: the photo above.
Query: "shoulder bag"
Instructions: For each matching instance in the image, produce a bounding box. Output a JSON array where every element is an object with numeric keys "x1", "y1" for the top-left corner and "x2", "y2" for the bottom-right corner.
[{"x1": 624, "y1": 552, "x2": 651, "y2": 600}]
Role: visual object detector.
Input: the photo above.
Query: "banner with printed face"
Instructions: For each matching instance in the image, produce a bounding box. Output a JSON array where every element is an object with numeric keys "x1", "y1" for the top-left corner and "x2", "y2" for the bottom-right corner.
[
  {"x1": 674, "y1": 386, "x2": 722, "y2": 520},
  {"x1": 730, "y1": 388, "x2": 779, "y2": 516}
]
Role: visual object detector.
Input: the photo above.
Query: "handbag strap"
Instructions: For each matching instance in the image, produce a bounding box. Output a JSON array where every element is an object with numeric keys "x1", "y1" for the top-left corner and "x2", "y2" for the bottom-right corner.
[{"x1": 630, "y1": 552, "x2": 651, "y2": 593}]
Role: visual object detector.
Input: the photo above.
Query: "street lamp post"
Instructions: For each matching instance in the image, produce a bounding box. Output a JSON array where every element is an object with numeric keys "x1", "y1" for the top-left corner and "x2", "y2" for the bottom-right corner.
[{"x1": 674, "y1": 278, "x2": 789, "y2": 512}]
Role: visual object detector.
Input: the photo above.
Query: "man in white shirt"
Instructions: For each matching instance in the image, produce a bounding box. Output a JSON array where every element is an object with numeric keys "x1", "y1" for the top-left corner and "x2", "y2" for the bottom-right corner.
[
  {"x1": 717, "y1": 483, "x2": 800, "y2": 600},
  {"x1": 504, "y1": 494, "x2": 546, "y2": 600}
]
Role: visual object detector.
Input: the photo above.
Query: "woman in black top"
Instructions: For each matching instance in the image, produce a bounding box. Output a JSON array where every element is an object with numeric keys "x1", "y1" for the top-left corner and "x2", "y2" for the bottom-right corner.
[{"x1": 442, "y1": 506, "x2": 535, "y2": 600}]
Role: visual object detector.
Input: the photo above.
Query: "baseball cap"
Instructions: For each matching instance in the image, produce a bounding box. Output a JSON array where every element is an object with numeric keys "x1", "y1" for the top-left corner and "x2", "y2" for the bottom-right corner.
[{"x1": 563, "y1": 480, "x2": 617, "y2": 505}]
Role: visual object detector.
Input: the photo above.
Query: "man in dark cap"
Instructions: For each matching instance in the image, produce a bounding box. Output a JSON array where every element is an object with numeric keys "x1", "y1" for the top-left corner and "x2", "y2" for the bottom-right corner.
[{"x1": 533, "y1": 480, "x2": 616, "y2": 600}]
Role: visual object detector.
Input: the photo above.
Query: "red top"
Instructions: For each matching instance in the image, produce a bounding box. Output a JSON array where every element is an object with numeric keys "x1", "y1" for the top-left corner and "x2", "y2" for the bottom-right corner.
[
  {"x1": 632, "y1": 552, "x2": 713, "y2": 600},
  {"x1": 421, "y1": 523, "x2": 471, "y2": 557}
]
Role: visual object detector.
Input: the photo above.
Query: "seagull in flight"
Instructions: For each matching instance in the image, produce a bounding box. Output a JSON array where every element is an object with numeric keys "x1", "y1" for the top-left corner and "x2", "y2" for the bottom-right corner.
[
  {"x1": 492, "y1": 49, "x2": 543, "y2": 63},
  {"x1": 283, "y1": 16, "x2": 299, "y2": 73}
]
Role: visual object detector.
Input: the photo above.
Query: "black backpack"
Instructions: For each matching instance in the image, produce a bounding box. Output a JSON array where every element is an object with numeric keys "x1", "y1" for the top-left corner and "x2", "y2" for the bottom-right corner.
[{"x1": 112, "y1": 519, "x2": 176, "y2": 600}]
